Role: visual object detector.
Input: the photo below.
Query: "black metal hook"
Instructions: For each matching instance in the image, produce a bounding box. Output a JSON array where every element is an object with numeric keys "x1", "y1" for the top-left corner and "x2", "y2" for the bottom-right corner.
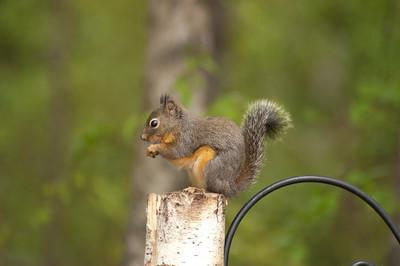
[{"x1": 224, "y1": 176, "x2": 400, "y2": 266}]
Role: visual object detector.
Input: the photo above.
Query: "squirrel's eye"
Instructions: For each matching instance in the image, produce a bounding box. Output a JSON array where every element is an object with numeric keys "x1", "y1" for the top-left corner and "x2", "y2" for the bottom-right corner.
[{"x1": 149, "y1": 118, "x2": 159, "y2": 128}]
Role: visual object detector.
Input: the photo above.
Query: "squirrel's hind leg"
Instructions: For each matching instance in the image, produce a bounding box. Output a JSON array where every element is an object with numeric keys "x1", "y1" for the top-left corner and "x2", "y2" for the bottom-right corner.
[
  {"x1": 190, "y1": 146, "x2": 216, "y2": 189},
  {"x1": 204, "y1": 152, "x2": 239, "y2": 197}
]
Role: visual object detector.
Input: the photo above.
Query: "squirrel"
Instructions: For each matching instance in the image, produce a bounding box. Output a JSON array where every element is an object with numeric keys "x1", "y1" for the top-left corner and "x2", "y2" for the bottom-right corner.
[{"x1": 140, "y1": 94, "x2": 291, "y2": 197}]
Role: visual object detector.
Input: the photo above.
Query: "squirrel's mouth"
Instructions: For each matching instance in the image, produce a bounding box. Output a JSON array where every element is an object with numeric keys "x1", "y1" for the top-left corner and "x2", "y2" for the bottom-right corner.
[{"x1": 147, "y1": 134, "x2": 162, "y2": 144}]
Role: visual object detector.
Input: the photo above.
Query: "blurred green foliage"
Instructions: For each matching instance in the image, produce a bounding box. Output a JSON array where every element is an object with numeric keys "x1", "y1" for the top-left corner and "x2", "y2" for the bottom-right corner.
[{"x1": 0, "y1": 0, "x2": 399, "y2": 265}]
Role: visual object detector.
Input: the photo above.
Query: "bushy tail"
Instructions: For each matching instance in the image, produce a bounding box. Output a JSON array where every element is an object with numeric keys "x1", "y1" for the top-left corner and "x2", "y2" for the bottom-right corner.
[{"x1": 236, "y1": 100, "x2": 291, "y2": 193}]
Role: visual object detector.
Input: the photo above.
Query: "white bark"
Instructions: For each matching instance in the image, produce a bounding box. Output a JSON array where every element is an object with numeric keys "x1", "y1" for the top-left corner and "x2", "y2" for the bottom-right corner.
[{"x1": 144, "y1": 188, "x2": 226, "y2": 266}]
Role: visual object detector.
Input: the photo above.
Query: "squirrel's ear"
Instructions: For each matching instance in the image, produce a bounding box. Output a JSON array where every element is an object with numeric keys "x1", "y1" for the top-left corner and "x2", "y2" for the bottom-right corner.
[
  {"x1": 160, "y1": 94, "x2": 183, "y2": 118},
  {"x1": 160, "y1": 94, "x2": 169, "y2": 107}
]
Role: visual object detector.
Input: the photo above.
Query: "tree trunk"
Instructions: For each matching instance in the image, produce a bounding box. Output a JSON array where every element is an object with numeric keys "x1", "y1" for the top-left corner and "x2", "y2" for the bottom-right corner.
[
  {"x1": 123, "y1": 1, "x2": 223, "y2": 266},
  {"x1": 144, "y1": 188, "x2": 226, "y2": 266},
  {"x1": 43, "y1": 0, "x2": 73, "y2": 265}
]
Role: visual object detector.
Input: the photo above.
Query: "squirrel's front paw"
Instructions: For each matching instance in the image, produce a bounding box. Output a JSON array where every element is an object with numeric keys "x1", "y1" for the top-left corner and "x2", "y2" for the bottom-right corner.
[{"x1": 146, "y1": 145, "x2": 159, "y2": 158}]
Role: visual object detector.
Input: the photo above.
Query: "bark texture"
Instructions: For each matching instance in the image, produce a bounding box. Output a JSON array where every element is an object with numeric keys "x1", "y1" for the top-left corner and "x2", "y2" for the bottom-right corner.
[{"x1": 144, "y1": 188, "x2": 226, "y2": 266}]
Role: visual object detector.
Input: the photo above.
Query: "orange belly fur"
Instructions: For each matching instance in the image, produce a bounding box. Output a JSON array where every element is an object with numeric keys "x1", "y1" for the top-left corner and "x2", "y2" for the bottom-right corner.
[{"x1": 169, "y1": 146, "x2": 216, "y2": 188}]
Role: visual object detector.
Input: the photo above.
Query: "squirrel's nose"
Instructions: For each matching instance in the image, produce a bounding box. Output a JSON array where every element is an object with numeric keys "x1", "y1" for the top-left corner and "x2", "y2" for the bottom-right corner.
[{"x1": 141, "y1": 134, "x2": 148, "y2": 141}]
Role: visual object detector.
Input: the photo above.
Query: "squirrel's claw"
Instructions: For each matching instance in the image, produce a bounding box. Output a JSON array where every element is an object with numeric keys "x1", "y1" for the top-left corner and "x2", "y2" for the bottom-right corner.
[{"x1": 146, "y1": 145, "x2": 159, "y2": 158}]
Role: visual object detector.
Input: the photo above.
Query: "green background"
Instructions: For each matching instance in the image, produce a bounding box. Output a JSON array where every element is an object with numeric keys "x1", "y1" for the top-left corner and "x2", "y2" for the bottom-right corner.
[{"x1": 1, "y1": 0, "x2": 399, "y2": 265}]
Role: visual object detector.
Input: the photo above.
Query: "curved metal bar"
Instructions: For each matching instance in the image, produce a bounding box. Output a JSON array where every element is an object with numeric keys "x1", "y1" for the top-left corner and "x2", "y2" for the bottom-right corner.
[
  {"x1": 224, "y1": 176, "x2": 400, "y2": 266},
  {"x1": 352, "y1": 261, "x2": 374, "y2": 266}
]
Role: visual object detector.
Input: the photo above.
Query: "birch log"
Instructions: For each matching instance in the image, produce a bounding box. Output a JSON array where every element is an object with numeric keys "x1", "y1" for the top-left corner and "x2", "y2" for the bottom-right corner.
[{"x1": 144, "y1": 187, "x2": 226, "y2": 266}]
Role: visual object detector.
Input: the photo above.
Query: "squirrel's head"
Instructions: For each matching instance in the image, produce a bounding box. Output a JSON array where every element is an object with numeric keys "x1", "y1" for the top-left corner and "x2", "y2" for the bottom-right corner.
[{"x1": 141, "y1": 94, "x2": 184, "y2": 143}]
